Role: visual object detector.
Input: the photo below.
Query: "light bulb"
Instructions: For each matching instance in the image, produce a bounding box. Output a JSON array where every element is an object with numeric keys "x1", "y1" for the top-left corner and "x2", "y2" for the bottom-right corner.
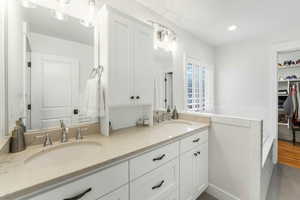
[
  {"x1": 52, "y1": 9, "x2": 68, "y2": 21},
  {"x1": 21, "y1": 0, "x2": 37, "y2": 8},
  {"x1": 228, "y1": 25, "x2": 237, "y2": 31}
]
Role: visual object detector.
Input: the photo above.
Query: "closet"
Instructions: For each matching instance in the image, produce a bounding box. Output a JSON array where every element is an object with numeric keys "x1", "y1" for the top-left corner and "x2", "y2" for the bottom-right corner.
[{"x1": 277, "y1": 50, "x2": 300, "y2": 141}]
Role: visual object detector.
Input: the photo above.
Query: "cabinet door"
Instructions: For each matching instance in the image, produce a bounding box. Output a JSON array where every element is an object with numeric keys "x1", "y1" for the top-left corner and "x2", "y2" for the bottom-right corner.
[
  {"x1": 195, "y1": 143, "x2": 208, "y2": 195},
  {"x1": 109, "y1": 13, "x2": 134, "y2": 106},
  {"x1": 180, "y1": 148, "x2": 197, "y2": 200},
  {"x1": 99, "y1": 184, "x2": 128, "y2": 200},
  {"x1": 133, "y1": 23, "x2": 154, "y2": 105}
]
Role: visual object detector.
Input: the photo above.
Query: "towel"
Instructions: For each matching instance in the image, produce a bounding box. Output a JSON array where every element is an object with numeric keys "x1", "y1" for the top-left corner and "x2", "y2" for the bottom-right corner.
[{"x1": 83, "y1": 76, "x2": 105, "y2": 120}]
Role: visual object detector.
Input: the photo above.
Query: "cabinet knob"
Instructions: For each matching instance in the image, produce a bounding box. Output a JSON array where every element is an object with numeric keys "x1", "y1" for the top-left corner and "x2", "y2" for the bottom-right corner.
[
  {"x1": 136, "y1": 96, "x2": 140, "y2": 99},
  {"x1": 194, "y1": 153, "x2": 198, "y2": 157},
  {"x1": 130, "y1": 96, "x2": 134, "y2": 99},
  {"x1": 197, "y1": 151, "x2": 201, "y2": 155}
]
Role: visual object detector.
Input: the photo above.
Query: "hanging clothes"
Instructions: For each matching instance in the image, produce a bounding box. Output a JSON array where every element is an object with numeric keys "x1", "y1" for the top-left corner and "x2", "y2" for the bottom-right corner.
[{"x1": 284, "y1": 83, "x2": 300, "y2": 123}]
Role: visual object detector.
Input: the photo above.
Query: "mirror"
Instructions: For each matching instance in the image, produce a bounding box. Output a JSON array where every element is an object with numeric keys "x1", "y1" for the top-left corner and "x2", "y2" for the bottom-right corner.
[
  {"x1": 164, "y1": 72, "x2": 174, "y2": 109},
  {"x1": 7, "y1": 2, "x2": 97, "y2": 131}
]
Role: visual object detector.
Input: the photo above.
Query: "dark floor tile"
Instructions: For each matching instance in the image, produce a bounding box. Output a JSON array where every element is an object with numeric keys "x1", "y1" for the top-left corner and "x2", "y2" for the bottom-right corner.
[
  {"x1": 266, "y1": 164, "x2": 300, "y2": 200},
  {"x1": 197, "y1": 192, "x2": 218, "y2": 200}
]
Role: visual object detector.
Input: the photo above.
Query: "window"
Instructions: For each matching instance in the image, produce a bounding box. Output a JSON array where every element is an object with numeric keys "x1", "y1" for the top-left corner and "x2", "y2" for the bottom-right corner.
[{"x1": 185, "y1": 58, "x2": 208, "y2": 112}]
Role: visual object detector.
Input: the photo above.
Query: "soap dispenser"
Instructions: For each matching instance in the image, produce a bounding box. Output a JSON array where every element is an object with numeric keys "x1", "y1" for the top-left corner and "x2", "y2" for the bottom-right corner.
[
  {"x1": 10, "y1": 120, "x2": 26, "y2": 153},
  {"x1": 172, "y1": 106, "x2": 179, "y2": 120}
]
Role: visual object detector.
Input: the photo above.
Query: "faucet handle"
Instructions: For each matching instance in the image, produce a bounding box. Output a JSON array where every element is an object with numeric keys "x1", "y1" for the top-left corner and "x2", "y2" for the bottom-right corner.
[
  {"x1": 43, "y1": 133, "x2": 53, "y2": 147},
  {"x1": 76, "y1": 128, "x2": 83, "y2": 140}
]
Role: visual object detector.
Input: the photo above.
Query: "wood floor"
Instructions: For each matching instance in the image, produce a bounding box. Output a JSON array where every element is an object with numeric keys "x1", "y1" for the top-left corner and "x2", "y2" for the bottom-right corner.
[{"x1": 278, "y1": 140, "x2": 300, "y2": 169}]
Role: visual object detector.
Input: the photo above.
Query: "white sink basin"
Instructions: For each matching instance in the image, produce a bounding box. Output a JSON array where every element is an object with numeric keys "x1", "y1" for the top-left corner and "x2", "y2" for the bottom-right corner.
[
  {"x1": 161, "y1": 120, "x2": 193, "y2": 126},
  {"x1": 25, "y1": 141, "x2": 102, "y2": 167}
]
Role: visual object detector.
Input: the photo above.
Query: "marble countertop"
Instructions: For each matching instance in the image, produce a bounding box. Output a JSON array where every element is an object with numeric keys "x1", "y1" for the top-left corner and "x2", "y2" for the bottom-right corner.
[{"x1": 0, "y1": 120, "x2": 209, "y2": 200}]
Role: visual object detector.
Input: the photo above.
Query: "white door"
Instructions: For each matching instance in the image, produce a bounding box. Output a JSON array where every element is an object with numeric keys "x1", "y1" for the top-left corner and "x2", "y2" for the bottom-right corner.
[
  {"x1": 31, "y1": 53, "x2": 79, "y2": 129},
  {"x1": 133, "y1": 23, "x2": 154, "y2": 105},
  {"x1": 109, "y1": 13, "x2": 134, "y2": 107},
  {"x1": 180, "y1": 148, "x2": 197, "y2": 200}
]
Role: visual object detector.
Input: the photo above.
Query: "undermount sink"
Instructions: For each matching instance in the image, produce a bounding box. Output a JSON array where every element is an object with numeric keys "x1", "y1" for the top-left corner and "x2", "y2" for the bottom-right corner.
[
  {"x1": 161, "y1": 120, "x2": 193, "y2": 126},
  {"x1": 25, "y1": 141, "x2": 102, "y2": 167}
]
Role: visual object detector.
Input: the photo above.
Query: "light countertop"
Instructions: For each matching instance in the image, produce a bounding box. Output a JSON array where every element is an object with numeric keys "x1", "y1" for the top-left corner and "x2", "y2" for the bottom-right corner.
[{"x1": 0, "y1": 120, "x2": 209, "y2": 200}]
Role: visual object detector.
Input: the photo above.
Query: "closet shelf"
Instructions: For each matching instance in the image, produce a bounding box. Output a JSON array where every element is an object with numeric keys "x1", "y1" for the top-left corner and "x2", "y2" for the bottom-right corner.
[
  {"x1": 278, "y1": 79, "x2": 300, "y2": 83},
  {"x1": 278, "y1": 64, "x2": 300, "y2": 69}
]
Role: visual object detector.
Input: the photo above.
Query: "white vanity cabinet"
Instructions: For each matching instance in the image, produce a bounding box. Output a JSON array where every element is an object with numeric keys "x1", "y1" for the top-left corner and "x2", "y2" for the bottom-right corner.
[
  {"x1": 180, "y1": 133, "x2": 208, "y2": 200},
  {"x1": 25, "y1": 162, "x2": 129, "y2": 200},
  {"x1": 98, "y1": 185, "x2": 129, "y2": 200},
  {"x1": 98, "y1": 5, "x2": 154, "y2": 107},
  {"x1": 130, "y1": 159, "x2": 178, "y2": 200},
  {"x1": 21, "y1": 129, "x2": 208, "y2": 200}
]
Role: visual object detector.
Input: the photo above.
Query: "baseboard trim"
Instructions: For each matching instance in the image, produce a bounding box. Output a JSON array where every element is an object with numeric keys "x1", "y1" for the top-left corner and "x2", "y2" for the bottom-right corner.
[{"x1": 206, "y1": 184, "x2": 240, "y2": 200}]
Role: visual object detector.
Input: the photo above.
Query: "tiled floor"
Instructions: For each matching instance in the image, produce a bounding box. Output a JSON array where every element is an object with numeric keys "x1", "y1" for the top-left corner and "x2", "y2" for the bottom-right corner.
[
  {"x1": 266, "y1": 164, "x2": 300, "y2": 200},
  {"x1": 197, "y1": 164, "x2": 300, "y2": 200},
  {"x1": 197, "y1": 192, "x2": 218, "y2": 200}
]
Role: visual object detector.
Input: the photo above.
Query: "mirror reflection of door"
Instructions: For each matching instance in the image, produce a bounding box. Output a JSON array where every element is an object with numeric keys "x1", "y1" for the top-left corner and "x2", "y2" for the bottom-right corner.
[
  {"x1": 31, "y1": 53, "x2": 79, "y2": 129},
  {"x1": 21, "y1": 5, "x2": 94, "y2": 130}
]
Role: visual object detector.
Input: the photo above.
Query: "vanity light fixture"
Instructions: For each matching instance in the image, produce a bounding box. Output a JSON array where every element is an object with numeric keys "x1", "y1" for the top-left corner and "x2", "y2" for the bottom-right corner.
[
  {"x1": 148, "y1": 20, "x2": 177, "y2": 52},
  {"x1": 52, "y1": 0, "x2": 71, "y2": 21},
  {"x1": 20, "y1": 0, "x2": 37, "y2": 8},
  {"x1": 228, "y1": 25, "x2": 237, "y2": 31},
  {"x1": 80, "y1": 0, "x2": 96, "y2": 28}
]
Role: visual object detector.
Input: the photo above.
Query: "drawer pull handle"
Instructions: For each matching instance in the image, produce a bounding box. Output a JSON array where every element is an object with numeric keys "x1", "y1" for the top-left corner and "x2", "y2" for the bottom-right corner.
[
  {"x1": 152, "y1": 180, "x2": 165, "y2": 190},
  {"x1": 63, "y1": 188, "x2": 92, "y2": 200},
  {"x1": 193, "y1": 138, "x2": 200, "y2": 143},
  {"x1": 153, "y1": 154, "x2": 166, "y2": 161}
]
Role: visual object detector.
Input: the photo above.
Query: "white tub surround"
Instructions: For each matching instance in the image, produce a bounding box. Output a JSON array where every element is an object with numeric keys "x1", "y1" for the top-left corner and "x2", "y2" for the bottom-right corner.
[{"x1": 0, "y1": 120, "x2": 209, "y2": 199}]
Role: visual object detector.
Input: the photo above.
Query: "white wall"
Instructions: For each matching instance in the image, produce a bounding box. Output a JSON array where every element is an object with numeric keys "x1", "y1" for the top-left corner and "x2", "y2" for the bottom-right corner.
[
  {"x1": 29, "y1": 33, "x2": 94, "y2": 113},
  {"x1": 0, "y1": 0, "x2": 7, "y2": 138},
  {"x1": 7, "y1": 0, "x2": 25, "y2": 131},
  {"x1": 215, "y1": 39, "x2": 272, "y2": 141},
  {"x1": 206, "y1": 114, "x2": 262, "y2": 200}
]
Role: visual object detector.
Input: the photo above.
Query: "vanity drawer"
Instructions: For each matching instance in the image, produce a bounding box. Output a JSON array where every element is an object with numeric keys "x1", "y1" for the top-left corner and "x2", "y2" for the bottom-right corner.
[
  {"x1": 130, "y1": 159, "x2": 178, "y2": 200},
  {"x1": 27, "y1": 162, "x2": 129, "y2": 200},
  {"x1": 180, "y1": 130, "x2": 208, "y2": 154},
  {"x1": 130, "y1": 142, "x2": 179, "y2": 180},
  {"x1": 98, "y1": 184, "x2": 128, "y2": 200}
]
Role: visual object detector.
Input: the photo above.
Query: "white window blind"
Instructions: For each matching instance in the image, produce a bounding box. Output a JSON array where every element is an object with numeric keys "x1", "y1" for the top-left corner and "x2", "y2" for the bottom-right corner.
[{"x1": 185, "y1": 59, "x2": 207, "y2": 112}]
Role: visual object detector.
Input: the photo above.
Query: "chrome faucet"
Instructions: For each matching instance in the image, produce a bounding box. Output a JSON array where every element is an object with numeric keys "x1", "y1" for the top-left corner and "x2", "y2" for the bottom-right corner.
[
  {"x1": 60, "y1": 120, "x2": 68, "y2": 143},
  {"x1": 43, "y1": 133, "x2": 53, "y2": 147}
]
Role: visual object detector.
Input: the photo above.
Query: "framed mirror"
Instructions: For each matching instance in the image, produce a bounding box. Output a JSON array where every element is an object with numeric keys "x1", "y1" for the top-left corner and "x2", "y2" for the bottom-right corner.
[{"x1": 7, "y1": 1, "x2": 97, "y2": 132}]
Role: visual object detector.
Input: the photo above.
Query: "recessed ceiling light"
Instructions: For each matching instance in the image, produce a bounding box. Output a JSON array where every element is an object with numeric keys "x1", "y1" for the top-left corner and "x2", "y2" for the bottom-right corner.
[{"x1": 228, "y1": 25, "x2": 237, "y2": 31}]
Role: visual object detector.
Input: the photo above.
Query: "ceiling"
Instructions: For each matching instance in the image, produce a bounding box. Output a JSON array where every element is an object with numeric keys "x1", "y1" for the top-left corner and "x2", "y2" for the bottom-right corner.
[
  {"x1": 23, "y1": 4, "x2": 93, "y2": 45},
  {"x1": 135, "y1": 0, "x2": 300, "y2": 46}
]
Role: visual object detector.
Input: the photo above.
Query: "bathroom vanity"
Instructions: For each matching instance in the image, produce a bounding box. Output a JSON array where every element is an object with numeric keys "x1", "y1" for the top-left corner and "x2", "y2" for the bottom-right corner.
[
  {"x1": 0, "y1": 1, "x2": 210, "y2": 200},
  {"x1": 0, "y1": 120, "x2": 209, "y2": 200}
]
